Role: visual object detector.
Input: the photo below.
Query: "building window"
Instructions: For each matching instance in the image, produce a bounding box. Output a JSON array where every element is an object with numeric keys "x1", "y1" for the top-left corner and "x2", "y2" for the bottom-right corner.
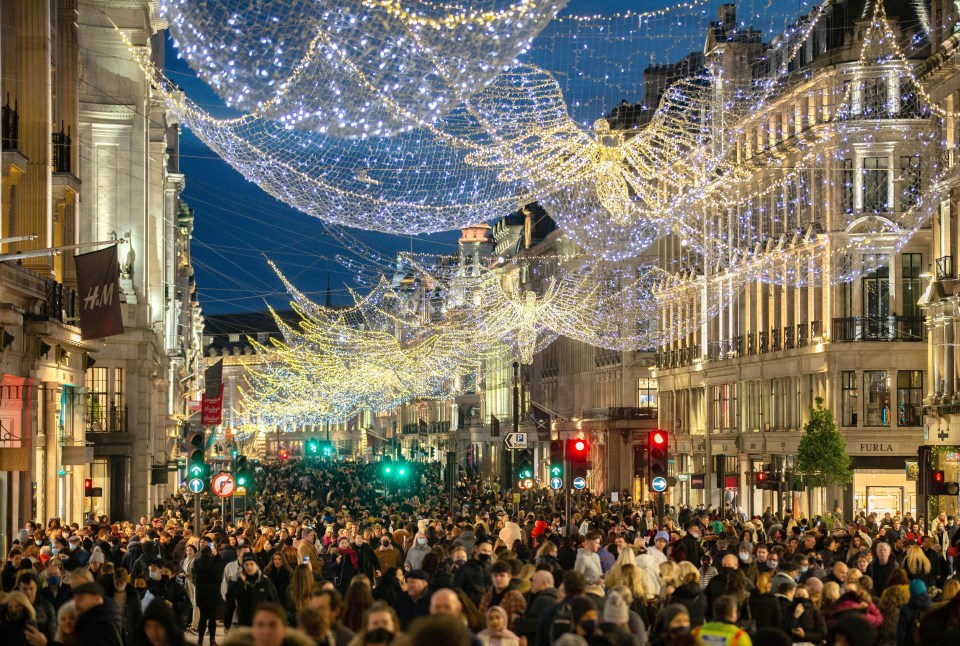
[
  {"x1": 842, "y1": 371, "x2": 858, "y2": 427},
  {"x1": 638, "y1": 378, "x2": 657, "y2": 411},
  {"x1": 899, "y1": 155, "x2": 921, "y2": 212},
  {"x1": 862, "y1": 260, "x2": 890, "y2": 338},
  {"x1": 864, "y1": 370, "x2": 890, "y2": 427},
  {"x1": 862, "y1": 77, "x2": 887, "y2": 116},
  {"x1": 902, "y1": 253, "x2": 922, "y2": 319},
  {"x1": 841, "y1": 159, "x2": 854, "y2": 214},
  {"x1": 863, "y1": 156, "x2": 890, "y2": 213},
  {"x1": 86, "y1": 367, "x2": 125, "y2": 432},
  {"x1": 897, "y1": 370, "x2": 922, "y2": 427}
]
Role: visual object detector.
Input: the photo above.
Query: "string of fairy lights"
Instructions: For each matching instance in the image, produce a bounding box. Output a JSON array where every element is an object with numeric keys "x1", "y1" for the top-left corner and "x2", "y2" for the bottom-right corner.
[{"x1": 135, "y1": 0, "x2": 958, "y2": 429}]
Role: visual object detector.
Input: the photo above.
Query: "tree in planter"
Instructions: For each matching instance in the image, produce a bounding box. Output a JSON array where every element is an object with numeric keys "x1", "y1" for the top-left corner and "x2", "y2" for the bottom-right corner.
[{"x1": 796, "y1": 397, "x2": 852, "y2": 515}]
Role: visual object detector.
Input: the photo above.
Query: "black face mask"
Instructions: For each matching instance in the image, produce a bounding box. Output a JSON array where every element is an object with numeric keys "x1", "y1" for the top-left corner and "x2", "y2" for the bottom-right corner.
[
  {"x1": 365, "y1": 628, "x2": 394, "y2": 643},
  {"x1": 477, "y1": 553, "x2": 491, "y2": 563}
]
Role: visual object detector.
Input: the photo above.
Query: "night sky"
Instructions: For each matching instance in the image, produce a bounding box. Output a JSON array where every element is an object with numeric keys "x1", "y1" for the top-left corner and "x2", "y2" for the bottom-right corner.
[{"x1": 167, "y1": 0, "x2": 815, "y2": 316}]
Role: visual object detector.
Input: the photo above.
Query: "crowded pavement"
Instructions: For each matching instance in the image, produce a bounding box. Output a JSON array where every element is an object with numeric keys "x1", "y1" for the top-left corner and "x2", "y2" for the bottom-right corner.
[{"x1": 3, "y1": 456, "x2": 960, "y2": 646}]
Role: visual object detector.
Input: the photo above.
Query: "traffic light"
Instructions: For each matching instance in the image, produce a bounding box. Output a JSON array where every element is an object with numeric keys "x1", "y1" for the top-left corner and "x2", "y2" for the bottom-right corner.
[
  {"x1": 305, "y1": 437, "x2": 320, "y2": 456},
  {"x1": 187, "y1": 431, "x2": 207, "y2": 480},
  {"x1": 567, "y1": 438, "x2": 589, "y2": 485},
  {"x1": 381, "y1": 458, "x2": 394, "y2": 478},
  {"x1": 321, "y1": 441, "x2": 335, "y2": 458},
  {"x1": 84, "y1": 478, "x2": 93, "y2": 497},
  {"x1": 929, "y1": 470, "x2": 960, "y2": 495},
  {"x1": 515, "y1": 449, "x2": 534, "y2": 490},
  {"x1": 235, "y1": 456, "x2": 250, "y2": 487},
  {"x1": 549, "y1": 440, "x2": 564, "y2": 482},
  {"x1": 647, "y1": 430, "x2": 668, "y2": 492},
  {"x1": 633, "y1": 443, "x2": 646, "y2": 478},
  {"x1": 755, "y1": 469, "x2": 768, "y2": 490},
  {"x1": 279, "y1": 448, "x2": 289, "y2": 461}
]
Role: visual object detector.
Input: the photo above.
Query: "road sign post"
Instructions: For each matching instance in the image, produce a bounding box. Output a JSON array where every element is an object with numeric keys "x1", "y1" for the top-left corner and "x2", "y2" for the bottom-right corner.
[
  {"x1": 212, "y1": 473, "x2": 236, "y2": 498},
  {"x1": 503, "y1": 433, "x2": 528, "y2": 449}
]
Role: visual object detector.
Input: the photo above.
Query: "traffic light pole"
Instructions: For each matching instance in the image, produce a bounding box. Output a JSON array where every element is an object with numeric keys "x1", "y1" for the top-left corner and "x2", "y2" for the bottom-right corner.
[
  {"x1": 564, "y1": 448, "x2": 572, "y2": 536},
  {"x1": 512, "y1": 361, "x2": 519, "y2": 494}
]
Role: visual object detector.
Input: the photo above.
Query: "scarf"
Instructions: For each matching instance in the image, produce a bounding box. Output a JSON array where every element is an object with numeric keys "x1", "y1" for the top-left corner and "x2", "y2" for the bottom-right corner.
[{"x1": 339, "y1": 545, "x2": 359, "y2": 570}]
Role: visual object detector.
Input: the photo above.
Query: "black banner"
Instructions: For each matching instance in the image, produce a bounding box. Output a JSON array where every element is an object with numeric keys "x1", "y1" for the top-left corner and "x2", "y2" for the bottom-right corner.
[
  {"x1": 204, "y1": 359, "x2": 223, "y2": 398},
  {"x1": 74, "y1": 245, "x2": 124, "y2": 340},
  {"x1": 532, "y1": 403, "x2": 551, "y2": 441},
  {"x1": 490, "y1": 414, "x2": 500, "y2": 437}
]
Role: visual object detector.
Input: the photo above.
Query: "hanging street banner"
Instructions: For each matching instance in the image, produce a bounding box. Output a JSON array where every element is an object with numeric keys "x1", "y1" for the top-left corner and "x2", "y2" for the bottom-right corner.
[
  {"x1": 490, "y1": 414, "x2": 500, "y2": 437},
  {"x1": 532, "y1": 403, "x2": 551, "y2": 442},
  {"x1": 74, "y1": 245, "x2": 124, "y2": 340},
  {"x1": 201, "y1": 359, "x2": 224, "y2": 426}
]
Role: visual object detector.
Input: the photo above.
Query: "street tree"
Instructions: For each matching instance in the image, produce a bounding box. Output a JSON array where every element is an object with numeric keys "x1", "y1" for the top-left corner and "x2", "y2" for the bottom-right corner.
[{"x1": 796, "y1": 397, "x2": 852, "y2": 488}]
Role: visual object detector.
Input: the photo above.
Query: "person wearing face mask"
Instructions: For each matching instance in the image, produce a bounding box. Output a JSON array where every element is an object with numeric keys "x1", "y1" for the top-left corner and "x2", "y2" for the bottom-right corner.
[
  {"x1": 40, "y1": 562, "x2": 72, "y2": 613},
  {"x1": 651, "y1": 603, "x2": 691, "y2": 646},
  {"x1": 150, "y1": 562, "x2": 192, "y2": 630},
  {"x1": 675, "y1": 523, "x2": 702, "y2": 566},
  {"x1": 375, "y1": 536, "x2": 402, "y2": 575},
  {"x1": 403, "y1": 533, "x2": 431, "y2": 572},
  {"x1": 102, "y1": 568, "x2": 143, "y2": 646}
]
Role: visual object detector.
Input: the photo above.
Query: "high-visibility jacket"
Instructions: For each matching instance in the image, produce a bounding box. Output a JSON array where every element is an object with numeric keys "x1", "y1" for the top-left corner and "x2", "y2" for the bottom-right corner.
[{"x1": 693, "y1": 621, "x2": 753, "y2": 646}]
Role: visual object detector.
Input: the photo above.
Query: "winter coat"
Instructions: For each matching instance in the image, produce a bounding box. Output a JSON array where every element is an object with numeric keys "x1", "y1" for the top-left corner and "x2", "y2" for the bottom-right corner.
[
  {"x1": 75, "y1": 602, "x2": 124, "y2": 646},
  {"x1": 896, "y1": 594, "x2": 932, "y2": 646},
  {"x1": 191, "y1": 553, "x2": 225, "y2": 609},
  {"x1": 231, "y1": 572, "x2": 280, "y2": 626},
  {"x1": 515, "y1": 587, "x2": 557, "y2": 641},
  {"x1": 824, "y1": 592, "x2": 884, "y2": 629},
  {"x1": 138, "y1": 599, "x2": 186, "y2": 646},
  {"x1": 668, "y1": 582, "x2": 707, "y2": 626},
  {"x1": 403, "y1": 544, "x2": 431, "y2": 571},
  {"x1": 102, "y1": 580, "x2": 143, "y2": 646},
  {"x1": 674, "y1": 533, "x2": 702, "y2": 565},
  {"x1": 453, "y1": 557, "x2": 492, "y2": 607}
]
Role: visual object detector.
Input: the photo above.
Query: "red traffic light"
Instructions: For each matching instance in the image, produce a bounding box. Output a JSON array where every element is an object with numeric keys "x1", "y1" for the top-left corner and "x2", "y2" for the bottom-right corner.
[
  {"x1": 756, "y1": 471, "x2": 766, "y2": 481},
  {"x1": 652, "y1": 431, "x2": 666, "y2": 445},
  {"x1": 934, "y1": 470, "x2": 945, "y2": 483},
  {"x1": 84, "y1": 478, "x2": 92, "y2": 489},
  {"x1": 574, "y1": 439, "x2": 587, "y2": 453},
  {"x1": 279, "y1": 449, "x2": 289, "y2": 461}
]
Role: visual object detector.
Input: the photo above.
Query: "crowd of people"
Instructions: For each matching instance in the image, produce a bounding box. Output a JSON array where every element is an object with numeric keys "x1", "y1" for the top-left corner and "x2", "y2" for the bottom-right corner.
[{"x1": 3, "y1": 456, "x2": 960, "y2": 646}]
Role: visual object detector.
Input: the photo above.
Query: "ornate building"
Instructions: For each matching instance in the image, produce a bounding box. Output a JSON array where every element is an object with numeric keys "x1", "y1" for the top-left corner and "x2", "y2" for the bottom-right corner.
[{"x1": 0, "y1": 0, "x2": 202, "y2": 547}]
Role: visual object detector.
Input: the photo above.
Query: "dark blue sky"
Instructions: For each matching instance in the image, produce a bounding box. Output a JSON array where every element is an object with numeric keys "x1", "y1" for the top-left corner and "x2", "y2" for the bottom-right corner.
[{"x1": 169, "y1": 0, "x2": 813, "y2": 316}]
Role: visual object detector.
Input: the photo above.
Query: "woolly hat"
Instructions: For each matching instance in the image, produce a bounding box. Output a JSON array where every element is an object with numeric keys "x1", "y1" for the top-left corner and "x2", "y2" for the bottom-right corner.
[
  {"x1": 89, "y1": 547, "x2": 105, "y2": 565},
  {"x1": 909, "y1": 578, "x2": 927, "y2": 597},
  {"x1": 654, "y1": 531, "x2": 670, "y2": 542},
  {"x1": 659, "y1": 603, "x2": 690, "y2": 629},
  {"x1": 602, "y1": 590, "x2": 630, "y2": 625},
  {"x1": 739, "y1": 540, "x2": 753, "y2": 553},
  {"x1": 567, "y1": 596, "x2": 598, "y2": 624}
]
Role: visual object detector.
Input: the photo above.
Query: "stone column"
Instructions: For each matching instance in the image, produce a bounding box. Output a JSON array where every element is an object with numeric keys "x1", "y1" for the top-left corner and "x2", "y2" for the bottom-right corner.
[{"x1": 40, "y1": 382, "x2": 62, "y2": 523}]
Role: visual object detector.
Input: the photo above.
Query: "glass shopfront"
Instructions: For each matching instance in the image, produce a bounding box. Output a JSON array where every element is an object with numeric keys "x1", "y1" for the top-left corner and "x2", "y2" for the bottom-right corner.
[{"x1": 854, "y1": 469, "x2": 915, "y2": 518}]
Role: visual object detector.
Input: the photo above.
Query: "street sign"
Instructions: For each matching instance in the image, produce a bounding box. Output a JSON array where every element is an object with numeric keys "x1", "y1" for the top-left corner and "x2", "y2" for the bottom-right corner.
[
  {"x1": 676, "y1": 473, "x2": 690, "y2": 482},
  {"x1": 235, "y1": 486, "x2": 247, "y2": 496},
  {"x1": 212, "y1": 473, "x2": 236, "y2": 498},
  {"x1": 188, "y1": 478, "x2": 204, "y2": 494},
  {"x1": 652, "y1": 476, "x2": 667, "y2": 492},
  {"x1": 504, "y1": 432, "x2": 528, "y2": 449},
  {"x1": 550, "y1": 477, "x2": 563, "y2": 490},
  {"x1": 573, "y1": 476, "x2": 586, "y2": 490}
]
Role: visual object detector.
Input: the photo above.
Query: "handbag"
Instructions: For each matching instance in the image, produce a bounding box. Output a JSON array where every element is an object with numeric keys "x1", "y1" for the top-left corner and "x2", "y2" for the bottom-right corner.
[
  {"x1": 948, "y1": 544, "x2": 959, "y2": 558},
  {"x1": 739, "y1": 598, "x2": 757, "y2": 634}
]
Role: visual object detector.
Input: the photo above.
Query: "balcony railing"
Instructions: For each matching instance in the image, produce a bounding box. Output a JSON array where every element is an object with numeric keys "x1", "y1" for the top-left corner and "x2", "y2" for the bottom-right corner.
[
  {"x1": 52, "y1": 124, "x2": 71, "y2": 174},
  {"x1": 39, "y1": 279, "x2": 79, "y2": 324},
  {"x1": 770, "y1": 327, "x2": 781, "y2": 352},
  {"x1": 784, "y1": 326, "x2": 795, "y2": 350},
  {"x1": 2, "y1": 94, "x2": 18, "y2": 150},
  {"x1": 86, "y1": 403, "x2": 127, "y2": 433},
  {"x1": 797, "y1": 322, "x2": 808, "y2": 347},
  {"x1": 831, "y1": 316, "x2": 925, "y2": 342}
]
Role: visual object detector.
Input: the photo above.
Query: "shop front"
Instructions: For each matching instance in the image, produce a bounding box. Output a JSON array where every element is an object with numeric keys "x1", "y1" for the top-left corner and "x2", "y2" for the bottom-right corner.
[{"x1": 843, "y1": 431, "x2": 924, "y2": 519}]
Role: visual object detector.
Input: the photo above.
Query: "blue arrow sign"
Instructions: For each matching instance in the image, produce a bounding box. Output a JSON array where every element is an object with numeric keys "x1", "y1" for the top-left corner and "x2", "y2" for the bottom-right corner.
[
  {"x1": 652, "y1": 476, "x2": 667, "y2": 492},
  {"x1": 573, "y1": 477, "x2": 586, "y2": 490},
  {"x1": 550, "y1": 477, "x2": 563, "y2": 490},
  {"x1": 188, "y1": 478, "x2": 204, "y2": 493}
]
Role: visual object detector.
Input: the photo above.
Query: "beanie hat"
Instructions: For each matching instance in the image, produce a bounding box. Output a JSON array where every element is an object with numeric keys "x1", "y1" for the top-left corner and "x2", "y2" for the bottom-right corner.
[
  {"x1": 654, "y1": 531, "x2": 670, "y2": 542},
  {"x1": 89, "y1": 547, "x2": 105, "y2": 565},
  {"x1": 909, "y1": 579, "x2": 927, "y2": 597},
  {"x1": 739, "y1": 540, "x2": 753, "y2": 553},
  {"x1": 602, "y1": 590, "x2": 630, "y2": 625},
  {"x1": 567, "y1": 596, "x2": 598, "y2": 624},
  {"x1": 659, "y1": 604, "x2": 690, "y2": 629}
]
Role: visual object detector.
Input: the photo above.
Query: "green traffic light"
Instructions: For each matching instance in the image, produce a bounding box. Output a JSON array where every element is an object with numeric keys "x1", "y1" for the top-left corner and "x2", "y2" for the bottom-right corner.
[
  {"x1": 398, "y1": 468, "x2": 406, "y2": 476},
  {"x1": 384, "y1": 466, "x2": 392, "y2": 474},
  {"x1": 550, "y1": 465, "x2": 562, "y2": 477}
]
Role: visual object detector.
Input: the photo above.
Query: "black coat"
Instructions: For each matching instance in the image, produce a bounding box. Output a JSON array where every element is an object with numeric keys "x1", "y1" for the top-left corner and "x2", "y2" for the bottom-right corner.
[
  {"x1": 191, "y1": 553, "x2": 225, "y2": 609},
  {"x1": 76, "y1": 603, "x2": 124, "y2": 646},
  {"x1": 453, "y1": 558, "x2": 491, "y2": 607},
  {"x1": 745, "y1": 593, "x2": 781, "y2": 631},
  {"x1": 675, "y1": 534, "x2": 702, "y2": 564},
  {"x1": 231, "y1": 573, "x2": 279, "y2": 626},
  {"x1": 668, "y1": 582, "x2": 707, "y2": 626}
]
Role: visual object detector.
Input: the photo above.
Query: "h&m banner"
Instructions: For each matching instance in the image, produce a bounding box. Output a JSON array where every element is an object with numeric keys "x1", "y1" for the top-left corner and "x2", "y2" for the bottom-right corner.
[{"x1": 74, "y1": 245, "x2": 124, "y2": 340}]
